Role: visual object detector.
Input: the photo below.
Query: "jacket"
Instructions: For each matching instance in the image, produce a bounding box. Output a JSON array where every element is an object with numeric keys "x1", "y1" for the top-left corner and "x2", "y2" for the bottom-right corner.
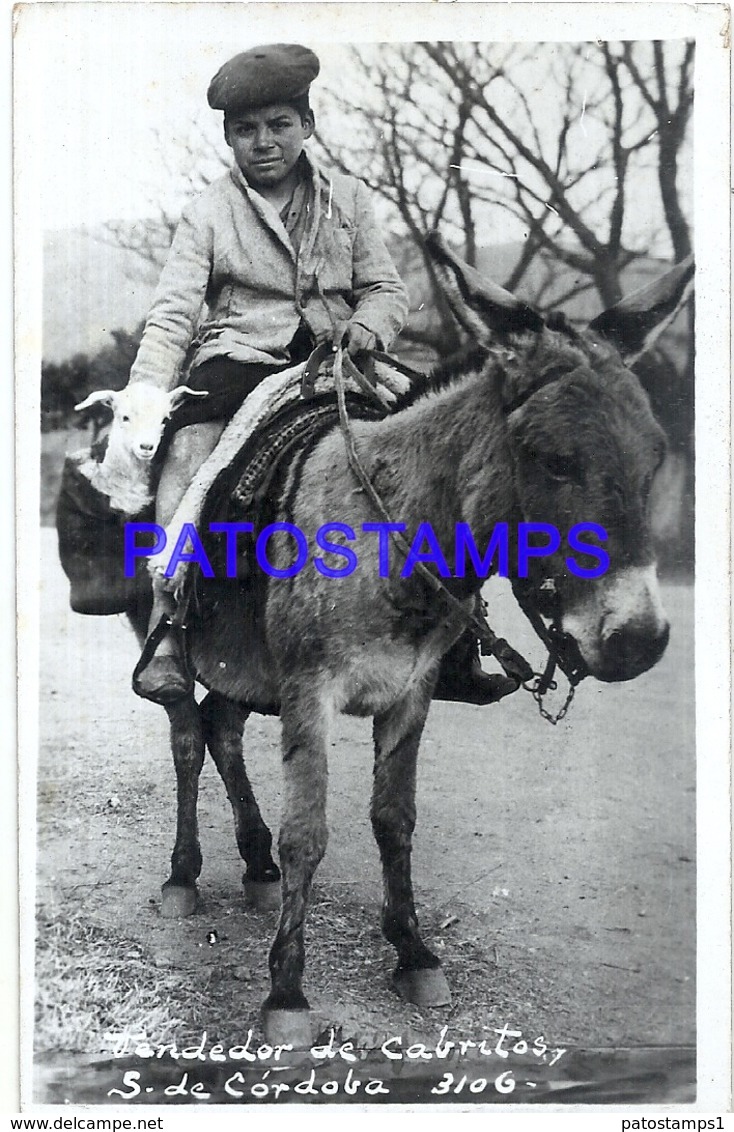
[{"x1": 129, "y1": 152, "x2": 409, "y2": 391}]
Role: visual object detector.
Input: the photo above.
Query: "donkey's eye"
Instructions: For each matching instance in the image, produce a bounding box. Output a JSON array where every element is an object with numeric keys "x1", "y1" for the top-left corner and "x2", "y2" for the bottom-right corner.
[
  {"x1": 534, "y1": 451, "x2": 584, "y2": 485},
  {"x1": 121, "y1": 415, "x2": 130, "y2": 423}
]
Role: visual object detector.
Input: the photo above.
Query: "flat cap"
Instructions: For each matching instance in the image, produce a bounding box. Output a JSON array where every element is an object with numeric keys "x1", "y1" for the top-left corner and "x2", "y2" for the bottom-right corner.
[{"x1": 207, "y1": 44, "x2": 320, "y2": 112}]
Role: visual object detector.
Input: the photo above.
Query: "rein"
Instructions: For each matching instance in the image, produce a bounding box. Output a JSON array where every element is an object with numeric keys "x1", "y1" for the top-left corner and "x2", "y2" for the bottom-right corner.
[{"x1": 328, "y1": 345, "x2": 584, "y2": 725}]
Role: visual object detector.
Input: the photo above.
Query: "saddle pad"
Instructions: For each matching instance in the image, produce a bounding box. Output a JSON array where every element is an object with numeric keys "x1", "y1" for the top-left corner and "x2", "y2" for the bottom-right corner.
[{"x1": 200, "y1": 388, "x2": 385, "y2": 580}]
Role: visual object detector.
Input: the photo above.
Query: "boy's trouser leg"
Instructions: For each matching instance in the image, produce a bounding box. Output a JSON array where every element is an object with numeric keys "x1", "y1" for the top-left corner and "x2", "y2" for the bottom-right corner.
[{"x1": 133, "y1": 421, "x2": 225, "y2": 704}]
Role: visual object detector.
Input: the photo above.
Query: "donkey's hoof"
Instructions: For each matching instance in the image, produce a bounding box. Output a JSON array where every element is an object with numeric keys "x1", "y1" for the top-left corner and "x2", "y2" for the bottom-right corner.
[
  {"x1": 262, "y1": 1009, "x2": 314, "y2": 1048},
  {"x1": 393, "y1": 966, "x2": 452, "y2": 1007},
  {"x1": 243, "y1": 878, "x2": 281, "y2": 911},
  {"x1": 161, "y1": 883, "x2": 198, "y2": 918}
]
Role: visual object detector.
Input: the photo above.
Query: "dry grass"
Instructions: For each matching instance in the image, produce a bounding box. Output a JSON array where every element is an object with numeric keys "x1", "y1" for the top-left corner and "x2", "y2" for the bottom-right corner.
[{"x1": 34, "y1": 908, "x2": 206, "y2": 1055}]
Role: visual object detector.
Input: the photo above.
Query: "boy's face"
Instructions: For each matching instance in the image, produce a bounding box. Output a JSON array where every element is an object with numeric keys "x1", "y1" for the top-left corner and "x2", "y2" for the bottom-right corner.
[{"x1": 225, "y1": 103, "x2": 314, "y2": 189}]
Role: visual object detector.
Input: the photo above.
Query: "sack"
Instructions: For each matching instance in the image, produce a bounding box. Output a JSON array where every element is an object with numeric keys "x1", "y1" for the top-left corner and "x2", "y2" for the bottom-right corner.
[{"x1": 55, "y1": 447, "x2": 154, "y2": 616}]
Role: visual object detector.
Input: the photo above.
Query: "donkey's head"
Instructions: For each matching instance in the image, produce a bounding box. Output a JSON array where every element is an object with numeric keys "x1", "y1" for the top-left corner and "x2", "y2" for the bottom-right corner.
[{"x1": 427, "y1": 233, "x2": 693, "y2": 683}]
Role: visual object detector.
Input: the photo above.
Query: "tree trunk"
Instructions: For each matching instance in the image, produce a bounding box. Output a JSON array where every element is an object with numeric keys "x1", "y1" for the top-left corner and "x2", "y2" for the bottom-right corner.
[{"x1": 658, "y1": 134, "x2": 692, "y2": 262}]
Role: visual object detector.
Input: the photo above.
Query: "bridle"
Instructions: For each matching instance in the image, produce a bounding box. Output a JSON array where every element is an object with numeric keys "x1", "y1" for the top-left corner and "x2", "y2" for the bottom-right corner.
[{"x1": 322, "y1": 344, "x2": 589, "y2": 725}]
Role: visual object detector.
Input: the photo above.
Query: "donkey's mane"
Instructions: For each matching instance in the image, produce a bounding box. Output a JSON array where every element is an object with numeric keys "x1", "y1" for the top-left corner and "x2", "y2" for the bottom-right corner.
[
  {"x1": 391, "y1": 343, "x2": 491, "y2": 413},
  {"x1": 390, "y1": 315, "x2": 586, "y2": 416}
]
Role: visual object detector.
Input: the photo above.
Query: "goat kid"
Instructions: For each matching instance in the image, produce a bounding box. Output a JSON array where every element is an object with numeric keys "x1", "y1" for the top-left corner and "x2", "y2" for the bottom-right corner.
[{"x1": 74, "y1": 384, "x2": 207, "y2": 516}]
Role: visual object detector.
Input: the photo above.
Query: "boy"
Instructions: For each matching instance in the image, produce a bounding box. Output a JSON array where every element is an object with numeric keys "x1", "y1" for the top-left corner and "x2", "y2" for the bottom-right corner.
[{"x1": 130, "y1": 44, "x2": 409, "y2": 702}]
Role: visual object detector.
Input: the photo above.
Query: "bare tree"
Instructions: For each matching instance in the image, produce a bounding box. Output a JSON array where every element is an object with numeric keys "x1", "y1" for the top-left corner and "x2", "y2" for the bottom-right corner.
[
  {"x1": 317, "y1": 39, "x2": 695, "y2": 572},
  {"x1": 619, "y1": 40, "x2": 694, "y2": 262},
  {"x1": 317, "y1": 40, "x2": 693, "y2": 347}
]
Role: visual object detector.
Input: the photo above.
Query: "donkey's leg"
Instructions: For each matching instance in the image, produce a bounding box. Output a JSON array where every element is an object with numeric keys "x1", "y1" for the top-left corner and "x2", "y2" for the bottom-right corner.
[
  {"x1": 200, "y1": 691, "x2": 281, "y2": 911},
  {"x1": 262, "y1": 689, "x2": 329, "y2": 1047},
  {"x1": 372, "y1": 693, "x2": 452, "y2": 1007},
  {"x1": 161, "y1": 694, "x2": 205, "y2": 918}
]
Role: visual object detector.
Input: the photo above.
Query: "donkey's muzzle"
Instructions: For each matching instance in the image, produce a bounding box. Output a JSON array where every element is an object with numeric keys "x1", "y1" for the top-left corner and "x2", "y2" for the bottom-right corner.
[{"x1": 596, "y1": 620, "x2": 670, "y2": 683}]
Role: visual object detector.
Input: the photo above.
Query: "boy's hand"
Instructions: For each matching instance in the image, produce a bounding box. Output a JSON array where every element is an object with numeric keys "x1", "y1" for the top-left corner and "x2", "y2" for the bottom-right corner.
[{"x1": 335, "y1": 319, "x2": 377, "y2": 358}]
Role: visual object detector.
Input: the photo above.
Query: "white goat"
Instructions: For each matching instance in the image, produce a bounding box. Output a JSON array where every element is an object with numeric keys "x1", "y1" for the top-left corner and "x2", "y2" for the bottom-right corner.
[{"x1": 74, "y1": 383, "x2": 207, "y2": 515}]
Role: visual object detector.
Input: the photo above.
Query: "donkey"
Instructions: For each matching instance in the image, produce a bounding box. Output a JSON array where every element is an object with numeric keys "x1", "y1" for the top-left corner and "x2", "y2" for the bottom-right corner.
[{"x1": 127, "y1": 238, "x2": 693, "y2": 1046}]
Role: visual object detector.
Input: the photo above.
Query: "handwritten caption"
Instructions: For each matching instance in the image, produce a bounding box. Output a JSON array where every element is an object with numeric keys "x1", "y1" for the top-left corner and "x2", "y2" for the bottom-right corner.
[{"x1": 103, "y1": 1025, "x2": 567, "y2": 1101}]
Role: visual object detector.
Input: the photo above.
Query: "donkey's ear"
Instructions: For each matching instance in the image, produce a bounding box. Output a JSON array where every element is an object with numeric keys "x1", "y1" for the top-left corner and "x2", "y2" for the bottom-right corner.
[
  {"x1": 588, "y1": 256, "x2": 694, "y2": 364},
  {"x1": 425, "y1": 231, "x2": 545, "y2": 343}
]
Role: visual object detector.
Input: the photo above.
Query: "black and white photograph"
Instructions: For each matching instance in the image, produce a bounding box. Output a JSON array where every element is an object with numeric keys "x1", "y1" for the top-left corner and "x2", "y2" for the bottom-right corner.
[{"x1": 14, "y1": 0, "x2": 731, "y2": 1114}]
